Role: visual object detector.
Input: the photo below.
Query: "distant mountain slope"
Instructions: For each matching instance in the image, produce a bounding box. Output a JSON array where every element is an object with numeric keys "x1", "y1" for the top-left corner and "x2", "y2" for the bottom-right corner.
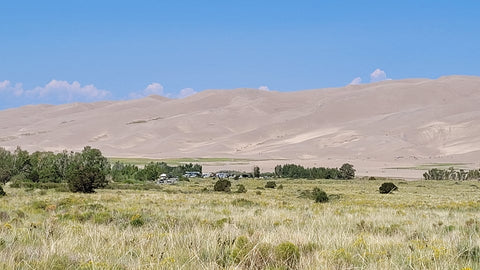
[{"x1": 1, "y1": 76, "x2": 480, "y2": 172}]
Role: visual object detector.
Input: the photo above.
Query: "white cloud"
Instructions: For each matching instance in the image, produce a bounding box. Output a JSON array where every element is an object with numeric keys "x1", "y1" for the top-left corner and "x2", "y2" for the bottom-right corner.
[
  {"x1": 348, "y1": 69, "x2": 391, "y2": 86},
  {"x1": 370, "y1": 68, "x2": 389, "y2": 83},
  {"x1": 129, "y1": 82, "x2": 166, "y2": 99},
  {"x1": 177, "y1": 88, "x2": 197, "y2": 98},
  {"x1": 0, "y1": 80, "x2": 11, "y2": 90},
  {"x1": 349, "y1": 77, "x2": 362, "y2": 85},
  {"x1": 0, "y1": 80, "x2": 23, "y2": 96},
  {"x1": 24, "y1": 80, "x2": 110, "y2": 101},
  {"x1": 144, "y1": 82, "x2": 164, "y2": 95},
  {"x1": 258, "y1": 85, "x2": 270, "y2": 91}
]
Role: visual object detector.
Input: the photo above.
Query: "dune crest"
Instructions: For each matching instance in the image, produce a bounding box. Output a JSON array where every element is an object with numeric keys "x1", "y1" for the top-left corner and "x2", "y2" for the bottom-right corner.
[{"x1": 1, "y1": 75, "x2": 480, "y2": 177}]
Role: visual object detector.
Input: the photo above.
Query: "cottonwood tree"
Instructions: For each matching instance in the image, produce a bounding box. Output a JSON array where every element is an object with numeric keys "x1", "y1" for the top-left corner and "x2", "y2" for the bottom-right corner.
[
  {"x1": 66, "y1": 146, "x2": 109, "y2": 193},
  {"x1": 253, "y1": 166, "x2": 260, "y2": 178},
  {"x1": 339, "y1": 163, "x2": 355, "y2": 179}
]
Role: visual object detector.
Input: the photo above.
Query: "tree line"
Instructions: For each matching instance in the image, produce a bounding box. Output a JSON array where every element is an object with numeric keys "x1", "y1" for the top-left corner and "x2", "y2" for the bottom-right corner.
[
  {"x1": 0, "y1": 146, "x2": 202, "y2": 193},
  {"x1": 423, "y1": 167, "x2": 480, "y2": 180},
  {"x1": 0, "y1": 146, "x2": 358, "y2": 194},
  {"x1": 274, "y1": 163, "x2": 355, "y2": 180}
]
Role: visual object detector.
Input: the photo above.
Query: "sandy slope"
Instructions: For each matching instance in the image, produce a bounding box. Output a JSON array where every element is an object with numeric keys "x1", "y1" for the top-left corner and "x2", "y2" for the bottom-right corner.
[{"x1": 1, "y1": 75, "x2": 480, "y2": 178}]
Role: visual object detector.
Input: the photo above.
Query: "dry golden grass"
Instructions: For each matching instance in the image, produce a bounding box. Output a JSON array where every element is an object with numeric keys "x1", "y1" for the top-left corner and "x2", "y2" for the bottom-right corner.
[{"x1": 0, "y1": 179, "x2": 479, "y2": 269}]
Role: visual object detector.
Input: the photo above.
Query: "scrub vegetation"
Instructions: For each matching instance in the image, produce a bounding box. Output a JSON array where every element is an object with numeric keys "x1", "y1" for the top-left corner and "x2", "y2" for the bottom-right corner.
[
  {"x1": 1, "y1": 178, "x2": 479, "y2": 269},
  {"x1": 0, "y1": 146, "x2": 479, "y2": 269}
]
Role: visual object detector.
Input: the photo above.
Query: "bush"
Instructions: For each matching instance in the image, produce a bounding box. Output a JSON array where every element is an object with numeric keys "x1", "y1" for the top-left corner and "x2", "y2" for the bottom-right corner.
[
  {"x1": 214, "y1": 179, "x2": 231, "y2": 192},
  {"x1": 236, "y1": 184, "x2": 247, "y2": 193},
  {"x1": 313, "y1": 187, "x2": 329, "y2": 203},
  {"x1": 0, "y1": 185, "x2": 5, "y2": 196},
  {"x1": 265, "y1": 181, "x2": 276, "y2": 189},
  {"x1": 379, "y1": 182, "x2": 398, "y2": 194},
  {"x1": 231, "y1": 236, "x2": 252, "y2": 263},
  {"x1": 129, "y1": 214, "x2": 145, "y2": 227},
  {"x1": 275, "y1": 241, "x2": 300, "y2": 268},
  {"x1": 299, "y1": 187, "x2": 329, "y2": 203}
]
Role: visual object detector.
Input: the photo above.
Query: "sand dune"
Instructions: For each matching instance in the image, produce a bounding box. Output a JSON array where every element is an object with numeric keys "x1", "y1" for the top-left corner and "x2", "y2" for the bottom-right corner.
[{"x1": 1, "y1": 75, "x2": 480, "y2": 178}]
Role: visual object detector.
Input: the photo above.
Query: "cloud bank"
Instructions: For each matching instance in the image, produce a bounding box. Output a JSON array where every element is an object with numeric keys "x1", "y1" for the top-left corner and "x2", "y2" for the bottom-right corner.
[
  {"x1": 129, "y1": 83, "x2": 197, "y2": 99},
  {"x1": 0, "y1": 79, "x2": 110, "y2": 105},
  {"x1": 349, "y1": 68, "x2": 391, "y2": 85},
  {"x1": 25, "y1": 80, "x2": 110, "y2": 101}
]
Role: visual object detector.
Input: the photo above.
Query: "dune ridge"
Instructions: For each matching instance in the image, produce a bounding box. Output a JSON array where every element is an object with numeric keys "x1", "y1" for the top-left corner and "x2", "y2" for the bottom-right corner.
[{"x1": 1, "y1": 75, "x2": 480, "y2": 178}]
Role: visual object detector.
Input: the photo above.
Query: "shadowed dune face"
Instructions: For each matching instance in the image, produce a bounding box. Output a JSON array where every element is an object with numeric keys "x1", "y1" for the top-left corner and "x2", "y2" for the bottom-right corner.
[{"x1": 1, "y1": 75, "x2": 480, "y2": 178}]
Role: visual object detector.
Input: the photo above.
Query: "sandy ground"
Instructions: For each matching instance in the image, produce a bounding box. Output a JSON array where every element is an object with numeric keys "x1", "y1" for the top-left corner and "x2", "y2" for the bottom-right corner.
[{"x1": 1, "y1": 75, "x2": 480, "y2": 179}]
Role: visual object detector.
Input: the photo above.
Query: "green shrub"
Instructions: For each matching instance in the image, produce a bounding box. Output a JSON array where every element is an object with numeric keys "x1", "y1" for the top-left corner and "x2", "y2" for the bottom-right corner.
[
  {"x1": 129, "y1": 214, "x2": 145, "y2": 227},
  {"x1": 231, "y1": 236, "x2": 252, "y2": 263},
  {"x1": 0, "y1": 185, "x2": 5, "y2": 196},
  {"x1": 299, "y1": 187, "x2": 329, "y2": 203},
  {"x1": 236, "y1": 184, "x2": 247, "y2": 193},
  {"x1": 213, "y1": 218, "x2": 229, "y2": 228},
  {"x1": 214, "y1": 179, "x2": 231, "y2": 192},
  {"x1": 379, "y1": 182, "x2": 398, "y2": 194},
  {"x1": 313, "y1": 187, "x2": 329, "y2": 203},
  {"x1": 265, "y1": 181, "x2": 277, "y2": 189},
  {"x1": 275, "y1": 241, "x2": 300, "y2": 268}
]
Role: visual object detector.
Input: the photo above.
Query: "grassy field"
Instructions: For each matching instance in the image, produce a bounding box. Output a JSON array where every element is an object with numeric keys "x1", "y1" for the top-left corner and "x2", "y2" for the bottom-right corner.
[{"x1": 1, "y1": 179, "x2": 479, "y2": 269}]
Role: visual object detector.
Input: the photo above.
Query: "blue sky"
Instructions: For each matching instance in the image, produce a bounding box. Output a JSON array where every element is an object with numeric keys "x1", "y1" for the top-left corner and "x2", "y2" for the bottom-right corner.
[{"x1": 1, "y1": 1, "x2": 479, "y2": 109}]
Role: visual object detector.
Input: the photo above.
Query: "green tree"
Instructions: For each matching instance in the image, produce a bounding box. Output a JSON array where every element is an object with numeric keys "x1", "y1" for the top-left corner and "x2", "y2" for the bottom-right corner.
[
  {"x1": 66, "y1": 146, "x2": 109, "y2": 193},
  {"x1": 253, "y1": 166, "x2": 260, "y2": 178},
  {"x1": 29, "y1": 151, "x2": 62, "y2": 183},
  {"x1": 12, "y1": 147, "x2": 31, "y2": 176},
  {"x1": 339, "y1": 163, "x2": 355, "y2": 179},
  {"x1": 0, "y1": 148, "x2": 14, "y2": 184},
  {"x1": 274, "y1": 165, "x2": 283, "y2": 177}
]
